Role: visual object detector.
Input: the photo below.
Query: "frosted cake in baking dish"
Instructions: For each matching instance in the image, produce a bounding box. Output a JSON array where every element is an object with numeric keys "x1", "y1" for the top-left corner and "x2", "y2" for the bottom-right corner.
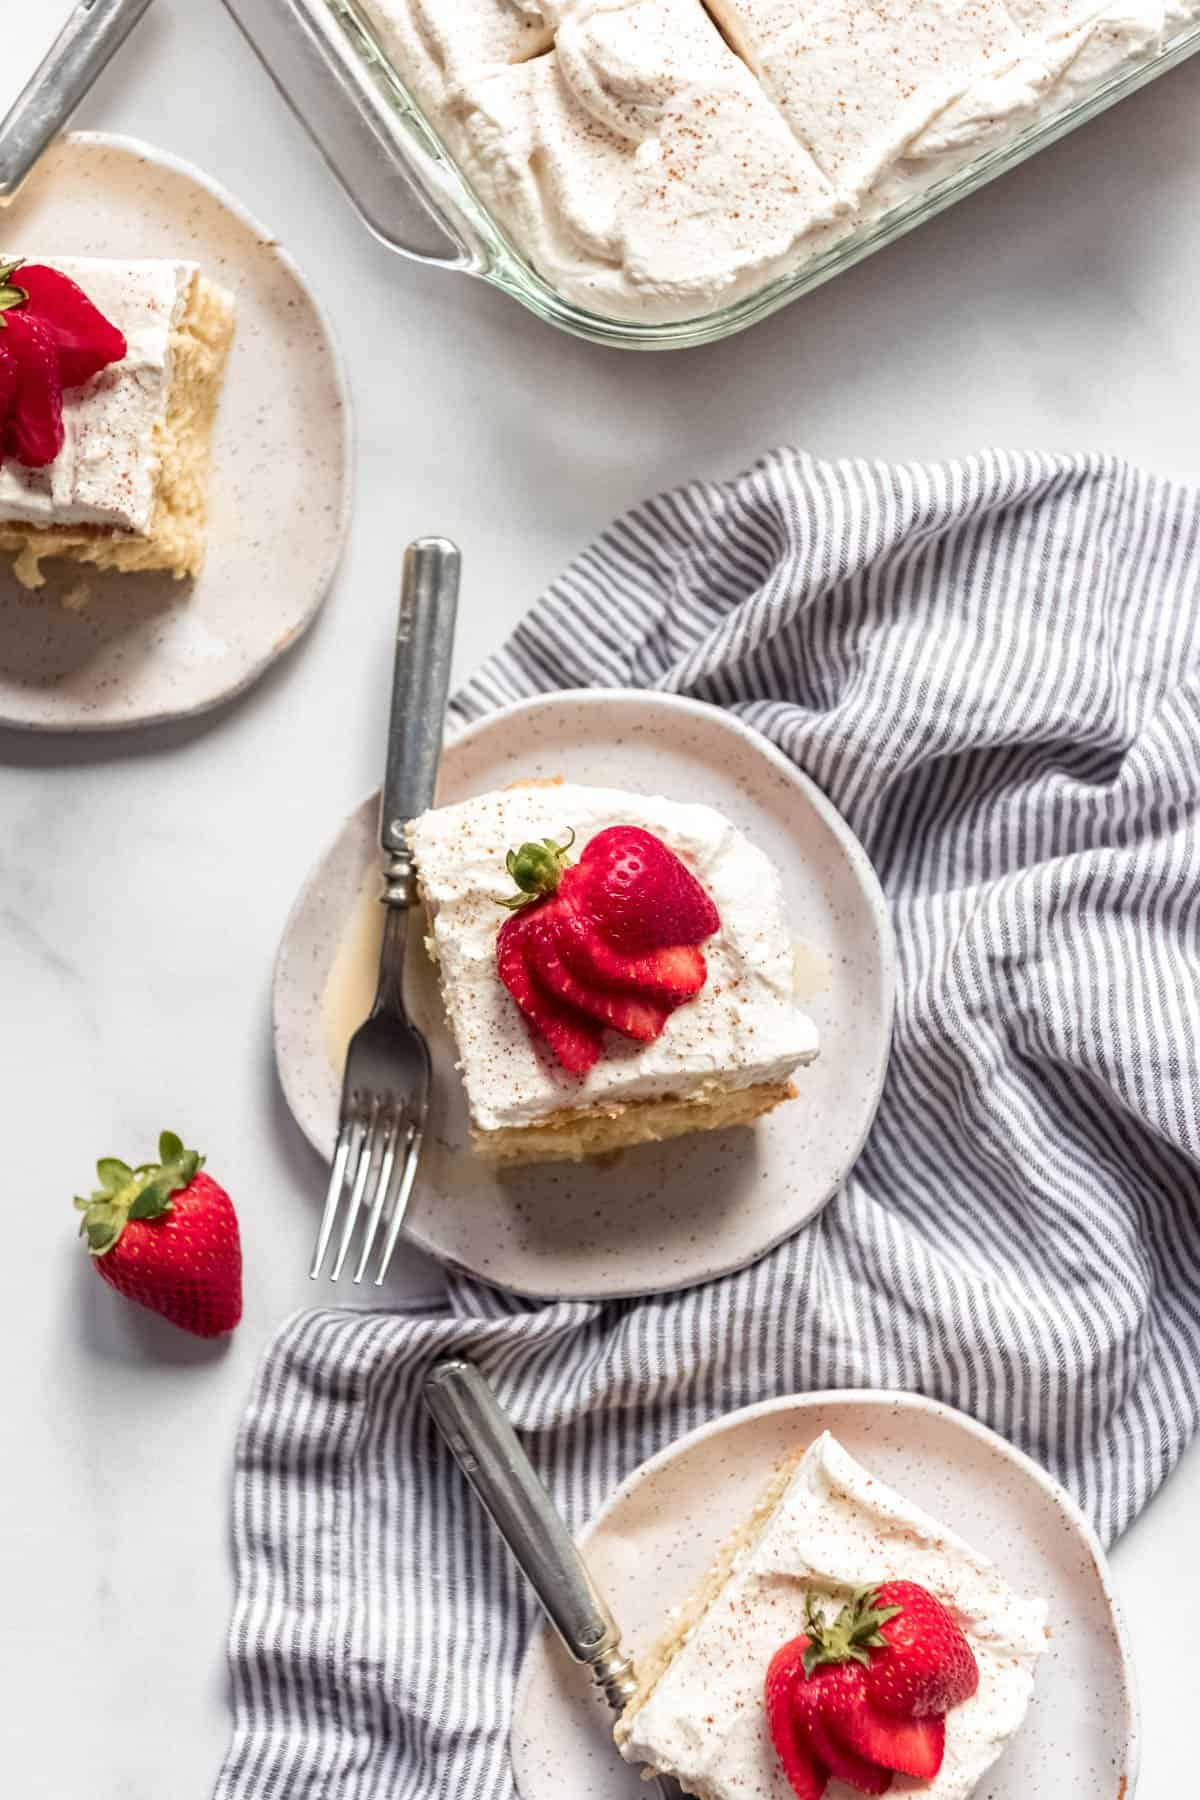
[{"x1": 355, "y1": 0, "x2": 1200, "y2": 322}]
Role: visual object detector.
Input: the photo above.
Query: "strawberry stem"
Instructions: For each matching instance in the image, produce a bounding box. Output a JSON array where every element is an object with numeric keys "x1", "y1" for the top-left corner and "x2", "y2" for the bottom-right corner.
[
  {"x1": 801, "y1": 1587, "x2": 904, "y2": 1679},
  {"x1": 0, "y1": 259, "x2": 27, "y2": 326},
  {"x1": 499, "y1": 829, "x2": 575, "y2": 910},
  {"x1": 73, "y1": 1131, "x2": 204, "y2": 1257}
]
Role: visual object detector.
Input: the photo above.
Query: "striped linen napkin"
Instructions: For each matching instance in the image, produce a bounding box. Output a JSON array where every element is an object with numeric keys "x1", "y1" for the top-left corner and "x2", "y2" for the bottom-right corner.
[{"x1": 215, "y1": 449, "x2": 1200, "y2": 1800}]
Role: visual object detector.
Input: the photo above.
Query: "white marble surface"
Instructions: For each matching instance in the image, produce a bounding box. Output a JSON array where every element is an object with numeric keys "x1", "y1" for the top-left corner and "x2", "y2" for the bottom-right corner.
[{"x1": 1, "y1": 2, "x2": 1197, "y2": 1795}]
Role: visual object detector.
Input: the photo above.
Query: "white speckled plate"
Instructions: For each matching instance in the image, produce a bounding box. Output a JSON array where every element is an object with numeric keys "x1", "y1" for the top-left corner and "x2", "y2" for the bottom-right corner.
[
  {"x1": 514, "y1": 1391, "x2": 1138, "y2": 1800},
  {"x1": 274, "y1": 690, "x2": 893, "y2": 1299},
  {"x1": 0, "y1": 132, "x2": 350, "y2": 730}
]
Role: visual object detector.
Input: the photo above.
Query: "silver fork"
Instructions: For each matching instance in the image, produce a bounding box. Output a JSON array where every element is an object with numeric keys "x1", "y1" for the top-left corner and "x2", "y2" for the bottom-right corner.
[{"x1": 309, "y1": 536, "x2": 461, "y2": 1286}]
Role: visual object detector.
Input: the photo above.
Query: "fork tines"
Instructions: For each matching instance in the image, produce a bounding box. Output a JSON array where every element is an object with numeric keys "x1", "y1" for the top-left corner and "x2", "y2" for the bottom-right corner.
[{"x1": 310, "y1": 1093, "x2": 423, "y2": 1286}]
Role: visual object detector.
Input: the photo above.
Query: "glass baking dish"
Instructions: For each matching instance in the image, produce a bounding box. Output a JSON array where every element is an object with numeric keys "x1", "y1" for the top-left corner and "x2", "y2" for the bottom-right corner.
[{"x1": 224, "y1": 0, "x2": 1200, "y2": 350}]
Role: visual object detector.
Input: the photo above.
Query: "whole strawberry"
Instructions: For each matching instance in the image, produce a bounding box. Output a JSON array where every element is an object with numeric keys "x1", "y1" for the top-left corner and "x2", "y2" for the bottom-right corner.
[{"x1": 74, "y1": 1132, "x2": 242, "y2": 1338}]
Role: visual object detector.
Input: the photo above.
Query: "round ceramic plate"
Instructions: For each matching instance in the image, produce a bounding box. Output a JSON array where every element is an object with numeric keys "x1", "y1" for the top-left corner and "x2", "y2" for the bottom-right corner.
[
  {"x1": 513, "y1": 1391, "x2": 1139, "y2": 1800},
  {"x1": 275, "y1": 690, "x2": 893, "y2": 1299},
  {"x1": 0, "y1": 132, "x2": 350, "y2": 730}
]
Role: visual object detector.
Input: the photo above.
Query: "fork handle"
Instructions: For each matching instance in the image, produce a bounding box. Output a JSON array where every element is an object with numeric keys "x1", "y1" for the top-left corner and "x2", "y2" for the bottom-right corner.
[
  {"x1": 0, "y1": 0, "x2": 156, "y2": 201},
  {"x1": 380, "y1": 538, "x2": 461, "y2": 898},
  {"x1": 423, "y1": 1359, "x2": 639, "y2": 1711}
]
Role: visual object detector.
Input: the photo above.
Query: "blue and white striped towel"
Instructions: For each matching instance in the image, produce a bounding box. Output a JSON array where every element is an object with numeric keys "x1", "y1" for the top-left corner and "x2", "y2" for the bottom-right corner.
[{"x1": 216, "y1": 449, "x2": 1200, "y2": 1800}]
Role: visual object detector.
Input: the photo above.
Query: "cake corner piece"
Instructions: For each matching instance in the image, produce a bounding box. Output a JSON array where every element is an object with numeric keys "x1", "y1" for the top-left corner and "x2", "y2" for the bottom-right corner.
[{"x1": 0, "y1": 257, "x2": 236, "y2": 592}]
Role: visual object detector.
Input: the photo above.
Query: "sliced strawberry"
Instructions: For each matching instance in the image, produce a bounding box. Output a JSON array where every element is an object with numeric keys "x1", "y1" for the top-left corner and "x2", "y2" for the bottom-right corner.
[
  {"x1": 0, "y1": 337, "x2": 16, "y2": 461},
  {"x1": 772, "y1": 1718, "x2": 829, "y2": 1800},
  {"x1": 765, "y1": 1639, "x2": 829, "y2": 1800},
  {"x1": 576, "y1": 826, "x2": 720, "y2": 952},
  {"x1": 3, "y1": 312, "x2": 64, "y2": 467},
  {"x1": 831, "y1": 1698, "x2": 945, "y2": 1780},
  {"x1": 495, "y1": 822, "x2": 719, "y2": 1072},
  {"x1": 786, "y1": 1662, "x2": 893, "y2": 1796},
  {"x1": 552, "y1": 888, "x2": 707, "y2": 1001},
  {"x1": 15, "y1": 262, "x2": 126, "y2": 386},
  {"x1": 806, "y1": 1712, "x2": 892, "y2": 1795},
  {"x1": 496, "y1": 913, "x2": 602, "y2": 1075},
  {"x1": 524, "y1": 910, "x2": 670, "y2": 1043}
]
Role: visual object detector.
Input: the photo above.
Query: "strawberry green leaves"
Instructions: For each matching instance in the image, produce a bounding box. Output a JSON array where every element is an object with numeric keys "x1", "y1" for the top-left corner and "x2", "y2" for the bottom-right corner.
[
  {"x1": 74, "y1": 1131, "x2": 205, "y2": 1257},
  {"x1": 500, "y1": 830, "x2": 576, "y2": 909},
  {"x1": 0, "y1": 259, "x2": 28, "y2": 323},
  {"x1": 801, "y1": 1589, "x2": 903, "y2": 1679}
]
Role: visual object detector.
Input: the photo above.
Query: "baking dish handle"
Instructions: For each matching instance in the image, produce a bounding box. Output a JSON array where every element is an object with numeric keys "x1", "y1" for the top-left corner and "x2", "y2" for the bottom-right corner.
[{"x1": 222, "y1": 0, "x2": 488, "y2": 272}]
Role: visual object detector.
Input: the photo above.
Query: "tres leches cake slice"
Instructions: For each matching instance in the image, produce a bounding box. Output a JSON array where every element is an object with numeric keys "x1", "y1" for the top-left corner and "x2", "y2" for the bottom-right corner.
[
  {"x1": 617, "y1": 1433, "x2": 1048, "y2": 1800},
  {"x1": 0, "y1": 256, "x2": 234, "y2": 589},
  {"x1": 405, "y1": 783, "x2": 818, "y2": 1165}
]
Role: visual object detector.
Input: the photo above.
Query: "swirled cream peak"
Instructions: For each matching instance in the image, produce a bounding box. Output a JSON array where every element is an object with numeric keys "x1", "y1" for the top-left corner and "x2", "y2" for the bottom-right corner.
[
  {"x1": 406, "y1": 783, "x2": 818, "y2": 1133},
  {"x1": 619, "y1": 1432, "x2": 1048, "y2": 1800},
  {"x1": 357, "y1": 0, "x2": 552, "y2": 117},
  {"x1": 362, "y1": 0, "x2": 838, "y2": 319},
  {"x1": 0, "y1": 258, "x2": 195, "y2": 534},
  {"x1": 359, "y1": 0, "x2": 1198, "y2": 321}
]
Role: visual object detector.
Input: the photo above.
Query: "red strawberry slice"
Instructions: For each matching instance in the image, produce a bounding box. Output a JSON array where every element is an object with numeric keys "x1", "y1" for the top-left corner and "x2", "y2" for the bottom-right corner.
[
  {"x1": 552, "y1": 888, "x2": 707, "y2": 1001},
  {"x1": 524, "y1": 908, "x2": 670, "y2": 1043},
  {"x1": 15, "y1": 263, "x2": 127, "y2": 387},
  {"x1": 831, "y1": 1698, "x2": 945, "y2": 1781},
  {"x1": 495, "y1": 822, "x2": 718, "y2": 1073},
  {"x1": 0, "y1": 337, "x2": 16, "y2": 459},
  {"x1": 787, "y1": 1661, "x2": 893, "y2": 1795},
  {"x1": 865, "y1": 1581, "x2": 979, "y2": 1718},
  {"x1": 497, "y1": 912, "x2": 602, "y2": 1075},
  {"x1": 3, "y1": 313, "x2": 64, "y2": 467},
  {"x1": 764, "y1": 1584, "x2": 972, "y2": 1798},
  {"x1": 806, "y1": 1712, "x2": 892, "y2": 1795},
  {"x1": 765, "y1": 1640, "x2": 829, "y2": 1800},
  {"x1": 576, "y1": 826, "x2": 720, "y2": 953},
  {"x1": 784, "y1": 1656, "x2": 895, "y2": 1800}
]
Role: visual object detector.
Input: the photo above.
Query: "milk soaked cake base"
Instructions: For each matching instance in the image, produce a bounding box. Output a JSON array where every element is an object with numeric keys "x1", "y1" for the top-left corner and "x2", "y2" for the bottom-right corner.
[
  {"x1": 616, "y1": 1449, "x2": 805, "y2": 1740},
  {"x1": 474, "y1": 1075, "x2": 798, "y2": 1166}
]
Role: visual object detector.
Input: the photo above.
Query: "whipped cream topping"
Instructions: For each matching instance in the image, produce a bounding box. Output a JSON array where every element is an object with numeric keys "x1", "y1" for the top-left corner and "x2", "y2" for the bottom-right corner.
[
  {"x1": 620, "y1": 1432, "x2": 1048, "y2": 1800},
  {"x1": 360, "y1": 0, "x2": 552, "y2": 118},
  {"x1": 465, "y1": 3, "x2": 838, "y2": 319},
  {"x1": 0, "y1": 258, "x2": 195, "y2": 534},
  {"x1": 406, "y1": 782, "x2": 818, "y2": 1134},
  {"x1": 359, "y1": 0, "x2": 1199, "y2": 321}
]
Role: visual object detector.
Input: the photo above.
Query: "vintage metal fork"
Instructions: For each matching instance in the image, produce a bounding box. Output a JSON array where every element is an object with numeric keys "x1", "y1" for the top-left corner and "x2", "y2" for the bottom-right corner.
[
  {"x1": 424, "y1": 1359, "x2": 690, "y2": 1800},
  {"x1": 310, "y1": 536, "x2": 461, "y2": 1286}
]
